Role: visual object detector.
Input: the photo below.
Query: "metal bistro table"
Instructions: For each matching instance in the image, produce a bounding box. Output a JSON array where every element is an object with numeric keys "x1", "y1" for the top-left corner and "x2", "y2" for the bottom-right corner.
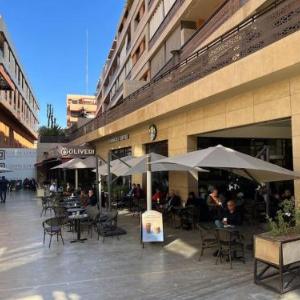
[{"x1": 68, "y1": 212, "x2": 89, "y2": 243}]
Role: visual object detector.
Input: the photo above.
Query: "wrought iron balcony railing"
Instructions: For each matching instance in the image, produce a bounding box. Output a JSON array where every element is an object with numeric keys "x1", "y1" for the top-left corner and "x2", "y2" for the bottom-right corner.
[{"x1": 69, "y1": 0, "x2": 300, "y2": 141}]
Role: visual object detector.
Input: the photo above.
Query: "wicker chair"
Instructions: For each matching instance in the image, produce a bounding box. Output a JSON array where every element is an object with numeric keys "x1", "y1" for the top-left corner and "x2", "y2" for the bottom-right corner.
[
  {"x1": 197, "y1": 224, "x2": 218, "y2": 260},
  {"x1": 40, "y1": 197, "x2": 54, "y2": 217},
  {"x1": 42, "y1": 217, "x2": 65, "y2": 248},
  {"x1": 215, "y1": 228, "x2": 245, "y2": 269}
]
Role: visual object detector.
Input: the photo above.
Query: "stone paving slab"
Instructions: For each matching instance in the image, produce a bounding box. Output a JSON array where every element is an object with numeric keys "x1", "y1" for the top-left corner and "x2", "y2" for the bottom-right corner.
[{"x1": 0, "y1": 192, "x2": 299, "y2": 300}]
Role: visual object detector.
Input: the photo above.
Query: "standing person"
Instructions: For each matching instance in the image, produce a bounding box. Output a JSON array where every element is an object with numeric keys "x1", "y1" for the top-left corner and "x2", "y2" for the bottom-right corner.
[
  {"x1": 88, "y1": 189, "x2": 97, "y2": 206},
  {"x1": 207, "y1": 188, "x2": 223, "y2": 220},
  {"x1": 0, "y1": 176, "x2": 8, "y2": 203}
]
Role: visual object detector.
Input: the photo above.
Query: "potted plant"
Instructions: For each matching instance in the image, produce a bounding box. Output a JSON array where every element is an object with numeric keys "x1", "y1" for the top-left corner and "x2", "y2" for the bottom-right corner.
[{"x1": 254, "y1": 200, "x2": 300, "y2": 293}]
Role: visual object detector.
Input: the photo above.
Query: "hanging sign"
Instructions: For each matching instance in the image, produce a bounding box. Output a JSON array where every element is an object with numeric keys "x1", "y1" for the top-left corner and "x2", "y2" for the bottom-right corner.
[
  {"x1": 141, "y1": 210, "x2": 164, "y2": 243},
  {"x1": 149, "y1": 124, "x2": 157, "y2": 141}
]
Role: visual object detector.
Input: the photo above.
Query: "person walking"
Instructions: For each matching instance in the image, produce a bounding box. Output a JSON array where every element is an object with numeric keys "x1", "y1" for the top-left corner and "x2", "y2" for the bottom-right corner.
[{"x1": 0, "y1": 176, "x2": 8, "y2": 203}]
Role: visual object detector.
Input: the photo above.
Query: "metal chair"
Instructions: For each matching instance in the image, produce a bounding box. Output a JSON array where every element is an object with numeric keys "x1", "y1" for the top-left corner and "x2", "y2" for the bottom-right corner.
[
  {"x1": 197, "y1": 224, "x2": 218, "y2": 260},
  {"x1": 42, "y1": 217, "x2": 65, "y2": 248},
  {"x1": 215, "y1": 228, "x2": 245, "y2": 269},
  {"x1": 40, "y1": 197, "x2": 54, "y2": 217}
]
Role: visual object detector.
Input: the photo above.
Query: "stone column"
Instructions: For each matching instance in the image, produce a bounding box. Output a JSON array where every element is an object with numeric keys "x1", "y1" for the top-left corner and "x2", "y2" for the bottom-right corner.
[
  {"x1": 168, "y1": 135, "x2": 198, "y2": 202},
  {"x1": 132, "y1": 143, "x2": 145, "y2": 187},
  {"x1": 291, "y1": 76, "x2": 300, "y2": 208}
]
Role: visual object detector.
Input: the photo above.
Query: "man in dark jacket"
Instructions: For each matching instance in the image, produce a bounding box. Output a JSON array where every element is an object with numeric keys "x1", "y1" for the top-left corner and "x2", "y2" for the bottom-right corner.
[
  {"x1": 215, "y1": 200, "x2": 242, "y2": 228},
  {"x1": 0, "y1": 176, "x2": 8, "y2": 203}
]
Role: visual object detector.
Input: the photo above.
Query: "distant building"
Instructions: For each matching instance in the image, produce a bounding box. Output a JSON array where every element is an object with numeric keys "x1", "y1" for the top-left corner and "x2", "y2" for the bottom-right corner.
[
  {"x1": 0, "y1": 16, "x2": 39, "y2": 149},
  {"x1": 66, "y1": 94, "x2": 96, "y2": 128}
]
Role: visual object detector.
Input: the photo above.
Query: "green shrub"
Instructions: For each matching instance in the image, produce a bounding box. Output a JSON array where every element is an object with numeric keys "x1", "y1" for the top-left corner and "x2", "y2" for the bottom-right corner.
[{"x1": 267, "y1": 199, "x2": 300, "y2": 236}]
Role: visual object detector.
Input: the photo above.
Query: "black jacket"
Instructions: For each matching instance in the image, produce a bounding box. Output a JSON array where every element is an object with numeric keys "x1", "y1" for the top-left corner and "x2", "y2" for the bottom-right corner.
[
  {"x1": 223, "y1": 209, "x2": 242, "y2": 226},
  {"x1": 88, "y1": 194, "x2": 97, "y2": 206},
  {"x1": 0, "y1": 179, "x2": 8, "y2": 192}
]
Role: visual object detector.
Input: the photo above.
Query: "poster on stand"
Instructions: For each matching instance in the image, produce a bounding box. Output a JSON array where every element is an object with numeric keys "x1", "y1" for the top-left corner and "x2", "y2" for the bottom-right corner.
[{"x1": 141, "y1": 210, "x2": 164, "y2": 243}]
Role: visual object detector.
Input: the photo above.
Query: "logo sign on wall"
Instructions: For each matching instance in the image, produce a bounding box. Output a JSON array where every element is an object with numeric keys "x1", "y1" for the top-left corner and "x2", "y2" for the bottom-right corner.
[
  {"x1": 149, "y1": 124, "x2": 157, "y2": 141},
  {"x1": 0, "y1": 150, "x2": 5, "y2": 160},
  {"x1": 60, "y1": 146, "x2": 96, "y2": 158},
  {"x1": 141, "y1": 210, "x2": 164, "y2": 244}
]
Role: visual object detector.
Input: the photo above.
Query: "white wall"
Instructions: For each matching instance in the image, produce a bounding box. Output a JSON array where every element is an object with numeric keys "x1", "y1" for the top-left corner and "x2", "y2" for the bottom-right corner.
[{"x1": 0, "y1": 148, "x2": 37, "y2": 180}]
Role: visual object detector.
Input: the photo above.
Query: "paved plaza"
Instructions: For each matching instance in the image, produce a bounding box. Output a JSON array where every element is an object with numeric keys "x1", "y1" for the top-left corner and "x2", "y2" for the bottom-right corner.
[{"x1": 0, "y1": 191, "x2": 299, "y2": 300}]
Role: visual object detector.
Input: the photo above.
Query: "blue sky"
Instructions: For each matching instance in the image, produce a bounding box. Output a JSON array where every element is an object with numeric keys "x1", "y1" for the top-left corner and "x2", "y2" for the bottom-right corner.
[{"x1": 0, "y1": 0, "x2": 125, "y2": 127}]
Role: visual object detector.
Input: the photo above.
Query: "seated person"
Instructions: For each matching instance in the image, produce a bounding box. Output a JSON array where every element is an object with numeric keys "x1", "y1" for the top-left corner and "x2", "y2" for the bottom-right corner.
[
  {"x1": 80, "y1": 190, "x2": 89, "y2": 207},
  {"x1": 186, "y1": 192, "x2": 198, "y2": 207},
  {"x1": 215, "y1": 200, "x2": 242, "y2": 228},
  {"x1": 152, "y1": 188, "x2": 163, "y2": 204},
  {"x1": 87, "y1": 189, "x2": 97, "y2": 206},
  {"x1": 166, "y1": 190, "x2": 181, "y2": 210}
]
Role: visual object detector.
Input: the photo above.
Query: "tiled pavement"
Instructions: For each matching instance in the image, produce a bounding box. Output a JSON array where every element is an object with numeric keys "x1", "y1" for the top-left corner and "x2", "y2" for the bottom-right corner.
[{"x1": 0, "y1": 191, "x2": 299, "y2": 300}]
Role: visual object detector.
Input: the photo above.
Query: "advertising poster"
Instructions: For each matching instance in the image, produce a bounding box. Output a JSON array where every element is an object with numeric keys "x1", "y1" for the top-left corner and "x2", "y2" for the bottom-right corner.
[{"x1": 142, "y1": 210, "x2": 164, "y2": 243}]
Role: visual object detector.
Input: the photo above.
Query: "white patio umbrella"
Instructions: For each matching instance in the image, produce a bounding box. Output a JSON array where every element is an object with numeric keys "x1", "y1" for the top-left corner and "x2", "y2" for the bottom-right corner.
[
  {"x1": 51, "y1": 158, "x2": 82, "y2": 170},
  {"x1": 0, "y1": 167, "x2": 12, "y2": 173},
  {"x1": 67, "y1": 156, "x2": 97, "y2": 169},
  {"x1": 98, "y1": 156, "x2": 132, "y2": 176},
  {"x1": 151, "y1": 145, "x2": 300, "y2": 183}
]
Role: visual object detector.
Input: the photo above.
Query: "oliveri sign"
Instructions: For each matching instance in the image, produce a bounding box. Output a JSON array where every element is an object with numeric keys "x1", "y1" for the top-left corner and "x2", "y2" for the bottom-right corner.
[{"x1": 60, "y1": 146, "x2": 95, "y2": 158}]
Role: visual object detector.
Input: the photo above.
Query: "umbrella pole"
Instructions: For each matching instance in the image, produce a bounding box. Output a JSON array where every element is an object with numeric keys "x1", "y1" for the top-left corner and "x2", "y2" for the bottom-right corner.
[
  {"x1": 107, "y1": 151, "x2": 112, "y2": 211},
  {"x1": 147, "y1": 154, "x2": 152, "y2": 211},
  {"x1": 96, "y1": 156, "x2": 102, "y2": 212},
  {"x1": 75, "y1": 169, "x2": 78, "y2": 190}
]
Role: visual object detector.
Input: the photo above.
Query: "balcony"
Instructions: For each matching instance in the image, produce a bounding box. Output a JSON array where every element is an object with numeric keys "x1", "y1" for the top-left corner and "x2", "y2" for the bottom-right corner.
[
  {"x1": 69, "y1": 0, "x2": 300, "y2": 141},
  {"x1": 149, "y1": 0, "x2": 185, "y2": 50}
]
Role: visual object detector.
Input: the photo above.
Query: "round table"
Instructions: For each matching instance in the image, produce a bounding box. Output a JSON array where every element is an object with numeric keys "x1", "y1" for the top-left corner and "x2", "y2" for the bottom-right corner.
[{"x1": 68, "y1": 213, "x2": 89, "y2": 243}]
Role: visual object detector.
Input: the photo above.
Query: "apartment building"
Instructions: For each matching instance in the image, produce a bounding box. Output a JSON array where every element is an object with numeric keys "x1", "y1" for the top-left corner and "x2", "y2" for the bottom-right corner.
[
  {"x1": 67, "y1": 94, "x2": 96, "y2": 128},
  {"x1": 0, "y1": 16, "x2": 39, "y2": 148},
  {"x1": 69, "y1": 0, "x2": 300, "y2": 205},
  {"x1": 96, "y1": 0, "x2": 228, "y2": 114}
]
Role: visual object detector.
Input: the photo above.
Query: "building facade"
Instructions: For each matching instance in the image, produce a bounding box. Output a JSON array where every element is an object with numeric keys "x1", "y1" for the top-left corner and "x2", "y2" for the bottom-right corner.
[
  {"x1": 67, "y1": 94, "x2": 96, "y2": 128},
  {"x1": 68, "y1": 0, "x2": 300, "y2": 204},
  {"x1": 0, "y1": 17, "x2": 39, "y2": 149}
]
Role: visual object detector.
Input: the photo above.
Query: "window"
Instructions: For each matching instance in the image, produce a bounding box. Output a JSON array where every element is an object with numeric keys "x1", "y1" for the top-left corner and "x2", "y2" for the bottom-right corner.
[
  {"x1": 132, "y1": 38, "x2": 146, "y2": 65},
  {"x1": 149, "y1": 1, "x2": 164, "y2": 38},
  {"x1": 134, "y1": 2, "x2": 145, "y2": 30}
]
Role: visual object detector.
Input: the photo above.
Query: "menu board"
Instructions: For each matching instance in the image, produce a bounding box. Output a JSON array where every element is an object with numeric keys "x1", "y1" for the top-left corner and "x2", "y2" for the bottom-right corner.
[{"x1": 141, "y1": 210, "x2": 164, "y2": 243}]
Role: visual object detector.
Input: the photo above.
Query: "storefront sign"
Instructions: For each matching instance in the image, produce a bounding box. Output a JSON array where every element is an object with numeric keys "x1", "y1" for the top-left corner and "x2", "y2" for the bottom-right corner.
[
  {"x1": 141, "y1": 210, "x2": 164, "y2": 243},
  {"x1": 149, "y1": 124, "x2": 157, "y2": 141},
  {"x1": 109, "y1": 134, "x2": 129, "y2": 144},
  {"x1": 60, "y1": 146, "x2": 95, "y2": 158}
]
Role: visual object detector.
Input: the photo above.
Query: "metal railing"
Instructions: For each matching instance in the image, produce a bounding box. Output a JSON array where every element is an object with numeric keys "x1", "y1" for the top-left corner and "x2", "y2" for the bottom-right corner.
[{"x1": 69, "y1": 0, "x2": 300, "y2": 141}]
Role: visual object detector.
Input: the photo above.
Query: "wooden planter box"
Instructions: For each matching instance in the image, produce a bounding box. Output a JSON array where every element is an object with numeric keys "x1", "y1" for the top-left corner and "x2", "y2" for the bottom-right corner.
[
  {"x1": 36, "y1": 188, "x2": 45, "y2": 198},
  {"x1": 254, "y1": 233, "x2": 300, "y2": 293}
]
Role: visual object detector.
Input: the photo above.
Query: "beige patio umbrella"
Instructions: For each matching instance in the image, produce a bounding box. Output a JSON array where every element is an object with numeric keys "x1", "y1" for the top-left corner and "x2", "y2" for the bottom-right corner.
[
  {"x1": 112, "y1": 153, "x2": 207, "y2": 211},
  {"x1": 51, "y1": 158, "x2": 83, "y2": 190},
  {"x1": 151, "y1": 145, "x2": 300, "y2": 183},
  {"x1": 113, "y1": 153, "x2": 207, "y2": 177}
]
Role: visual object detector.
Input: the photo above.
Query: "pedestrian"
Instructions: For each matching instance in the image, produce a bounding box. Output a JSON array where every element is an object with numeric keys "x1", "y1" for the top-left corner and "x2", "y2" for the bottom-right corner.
[{"x1": 0, "y1": 176, "x2": 8, "y2": 203}]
